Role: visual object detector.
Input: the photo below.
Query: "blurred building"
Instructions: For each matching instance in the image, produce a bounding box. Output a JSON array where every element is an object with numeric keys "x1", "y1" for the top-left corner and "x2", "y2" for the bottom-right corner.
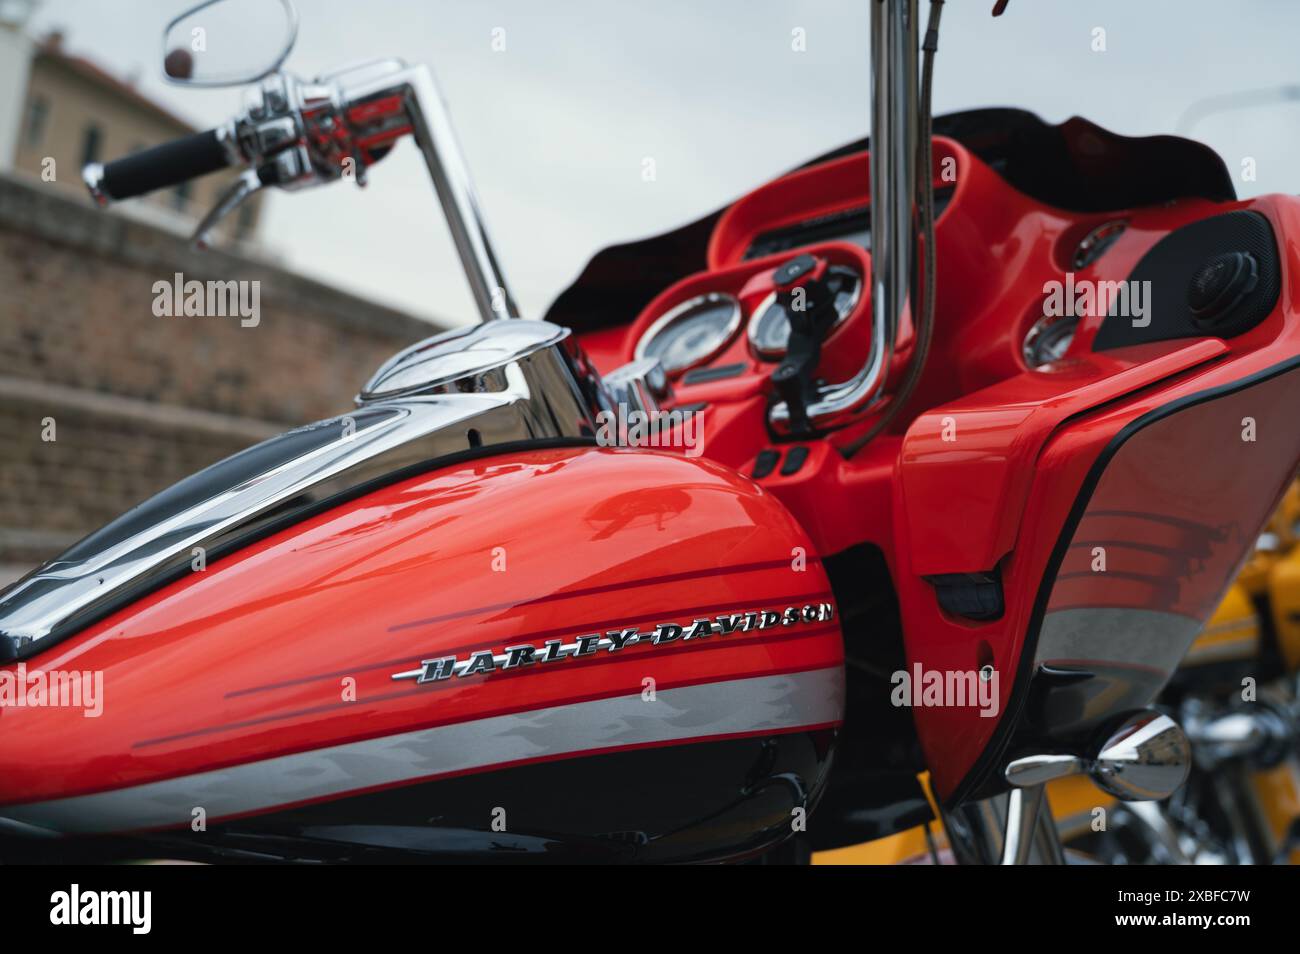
[
  {"x1": 0, "y1": 170, "x2": 440, "y2": 580},
  {"x1": 0, "y1": 3, "x2": 262, "y2": 244},
  {"x1": 0, "y1": 1, "x2": 36, "y2": 164},
  {"x1": 0, "y1": 2, "x2": 445, "y2": 582}
]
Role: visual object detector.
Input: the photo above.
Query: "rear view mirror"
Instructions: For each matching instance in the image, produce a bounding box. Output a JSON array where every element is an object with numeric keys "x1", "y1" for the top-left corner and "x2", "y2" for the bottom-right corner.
[{"x1": 163, "y1": 0, "x2": 298, "y2": 87}]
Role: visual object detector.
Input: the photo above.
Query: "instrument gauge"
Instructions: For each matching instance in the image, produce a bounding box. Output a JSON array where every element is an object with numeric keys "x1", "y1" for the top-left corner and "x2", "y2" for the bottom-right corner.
[
  {"x1": 748, "y1": 265, "x2": 863, "y2": 359},
  {"x1": 635, "y1": 293, "x2": 743, "y2": 374}
]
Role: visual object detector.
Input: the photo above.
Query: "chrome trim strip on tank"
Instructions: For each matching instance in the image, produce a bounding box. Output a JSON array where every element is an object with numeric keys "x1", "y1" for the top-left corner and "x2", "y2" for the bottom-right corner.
[
  {"x1": 0, "y1": 667, "x2": 845, "y2": 835},
  {"x1": 0, "y1": 322, "x2": 608, "y2": 661}
]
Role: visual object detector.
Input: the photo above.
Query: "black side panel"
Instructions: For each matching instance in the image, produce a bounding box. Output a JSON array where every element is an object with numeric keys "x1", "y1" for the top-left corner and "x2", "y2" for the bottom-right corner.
[
  {"x1": 1092, "y1": 210, "x2": 1280, "y2": 351},
  {"x1": 544, "y1": 108, "x2": 1235, "y2": 334},
  {"x1": 808, "y1": 544, "x2": 933, "y2": 851}
]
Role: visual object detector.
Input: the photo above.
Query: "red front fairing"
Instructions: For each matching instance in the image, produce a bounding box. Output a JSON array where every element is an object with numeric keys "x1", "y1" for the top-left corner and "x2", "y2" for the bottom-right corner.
[
  {"x1": 572, "y1": 140, "x2": 1300, "y2": 803},
  {"x1": 898, "y1": 193, "x2": 1300, "y2": 800}
]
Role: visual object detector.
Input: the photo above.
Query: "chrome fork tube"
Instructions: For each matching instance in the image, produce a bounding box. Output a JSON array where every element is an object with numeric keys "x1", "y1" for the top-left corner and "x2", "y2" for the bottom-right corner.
[
  {"x1": 1000, "y1": 785, "x2": 1046, "y2": 865},
  {"x1": 941, "y1": 795, "x2": 1005, "y2": 865},
  {"x1": 942, "y1": 789, "x2": 1068, "y2": 865},
  {"x1": 1029, "y1": 791, "x2": 1069, "y2": 865}
]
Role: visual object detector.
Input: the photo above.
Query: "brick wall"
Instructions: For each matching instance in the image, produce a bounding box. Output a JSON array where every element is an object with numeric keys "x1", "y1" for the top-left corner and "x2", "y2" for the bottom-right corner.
[{"x1": 0, "y1": 172, "x2": 444, "y2": 570}]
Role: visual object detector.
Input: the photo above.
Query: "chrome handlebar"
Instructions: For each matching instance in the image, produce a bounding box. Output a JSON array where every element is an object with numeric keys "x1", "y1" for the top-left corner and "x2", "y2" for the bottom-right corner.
[
  {"x1": 84, "y1": 61, "x2": 520, "y2": 325},
  {"x1": 768, "y1": 0, "x2": 917, "y2": 436},
  {"x1": 90, "y1": 0, "x2": 919, "y2": 429}
]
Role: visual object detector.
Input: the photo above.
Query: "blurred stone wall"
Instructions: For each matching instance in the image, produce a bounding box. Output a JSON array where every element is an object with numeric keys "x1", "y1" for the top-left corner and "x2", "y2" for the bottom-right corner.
[{"x1": 0, "y1": 172, "x2": 441, "y2": 571}]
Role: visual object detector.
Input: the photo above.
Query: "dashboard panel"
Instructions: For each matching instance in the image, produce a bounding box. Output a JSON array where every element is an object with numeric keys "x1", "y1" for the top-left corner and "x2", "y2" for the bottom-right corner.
[
  {"x1": 742, "y1": 188, "x2": 953, "y2": 261},
  {"x1": 706, "y1": 141, "x2": 961, "y2": 269},
  {"x1": 622, "y1": 241, "x2": 875, "y2": 390},
  {"x1": 621, "y1": 138, "x2": 966, "y2": 392}
]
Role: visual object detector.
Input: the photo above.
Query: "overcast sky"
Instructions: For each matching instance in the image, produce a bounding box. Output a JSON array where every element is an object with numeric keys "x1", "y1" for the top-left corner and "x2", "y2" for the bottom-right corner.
[{"x1": 25, "y1": 0, "x2": 1300, "y2": 326}]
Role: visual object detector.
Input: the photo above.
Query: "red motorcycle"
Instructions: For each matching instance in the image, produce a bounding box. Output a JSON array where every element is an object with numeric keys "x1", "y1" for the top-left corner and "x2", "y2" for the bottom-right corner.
[{"x1": 2, "y1": 0, "x2": 1299, "y2": 864}]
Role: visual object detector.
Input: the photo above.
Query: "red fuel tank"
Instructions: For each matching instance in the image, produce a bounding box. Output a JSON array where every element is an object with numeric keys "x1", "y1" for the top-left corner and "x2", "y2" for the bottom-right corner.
[{"x1": 0, "y1": 446, "x2": 843, "y2": 863}]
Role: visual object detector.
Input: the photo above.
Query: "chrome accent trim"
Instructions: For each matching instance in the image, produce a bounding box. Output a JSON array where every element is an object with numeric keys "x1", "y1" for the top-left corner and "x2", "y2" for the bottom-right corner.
[
  {"x1": 633, "y1": 292, "x2": 743, "y2": 374},
  {"x1": 1000, "y1": 784, "x2": 1046, "y2": 865},
  {"x1": 1022, "y1": 311, "x2": 1080, "y2": 369},
  {"x1": 602, "y1": 358, "x2": 673, "y2": 418},
  {"x1": 1182, "y1": 701, "x2": 1295, "y2": 770},
  {"x1": 392, "y1": 601, "x2": 835, "y2": 683},
  {"x1": 768, "y1": 0, "x2": 916, "y2": 434},
  {"x1": 1072, "y1": 219, "x2": 1127, "y2": 270},
  {"x1": 1091, "y1": 711, "x2": 1191, "y2": 802},
  {"x1": 213, "y1": 121, "x2": 243, "y2": 167},
  {"x1": 360, "y1": 320, "x2": 571, "y2": 402},
  {"x1": 1006, "y1": 710, "x2": 1193, "y2": 803},
  {"x1": 747, "y1": 265, "x2": 863, "y2": 360},
  {"x1": 0, "y1": 668, "x2": 844, "y2": 835},
  {"x1": 336, "y1": 63, "x2": 519, "y2": 321},
  {"x1": 159, "y1": 40, "x2": 517, "y2": 321},
  {"x1": 1004, "y1": 753, "x2": 1085, "y2": 789},
  {"x1": 192, "y1": 167, "x2": 263, "y2": 250},
  {"x1": 940, "y1": 794, "x2": 1005, "y2": 866},
  {"x1": 945, "y1": 789, "x2": 1067, "y2": 866},
  {"x1": 81, "y1": 163, "x2": 108, "y2": 207},
  {"x1": 0, "y1": 322, "x2": 605, "y2": 661}
]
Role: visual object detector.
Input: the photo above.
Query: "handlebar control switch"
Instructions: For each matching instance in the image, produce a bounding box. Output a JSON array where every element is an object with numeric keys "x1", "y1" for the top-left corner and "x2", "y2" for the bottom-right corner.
[{"x1": 770, "y1": 253, "x2": 838, "y2": 437}]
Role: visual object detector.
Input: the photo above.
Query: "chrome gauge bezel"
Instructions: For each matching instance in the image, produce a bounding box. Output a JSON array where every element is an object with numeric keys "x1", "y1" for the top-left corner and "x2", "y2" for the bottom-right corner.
[
  {"x1": 747, "y1": 264, "x2": 864, "y2": 360},
  {"x1": 1022, "y1": 311, "x2": 1081, "y2": 369},
  {"x1": 634, "y1": 292, "x2": 744, "y2": 374},
  {"x1": 1072, "y1": 219, "x2": 1128, "y2": 270}
]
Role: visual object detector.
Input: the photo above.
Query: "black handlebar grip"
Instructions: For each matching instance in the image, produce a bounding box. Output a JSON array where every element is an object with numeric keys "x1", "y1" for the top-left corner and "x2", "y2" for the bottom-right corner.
[{"x1": 90, "y1": 129, "x2": 231, "y2": 203}]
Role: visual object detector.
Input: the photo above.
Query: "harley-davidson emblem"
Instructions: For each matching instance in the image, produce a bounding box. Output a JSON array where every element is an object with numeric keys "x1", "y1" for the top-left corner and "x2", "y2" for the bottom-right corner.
[{"x1": 391, "y1": 601, "x2": 836, "y2": 684}]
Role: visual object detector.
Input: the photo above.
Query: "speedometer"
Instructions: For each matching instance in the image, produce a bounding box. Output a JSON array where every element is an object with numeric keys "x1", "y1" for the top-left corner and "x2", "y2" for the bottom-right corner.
[
  {"x1": 748, "y1": 265, "x2": 863, "y2": 359},
  {"x1": 635, "y1": 293, "x2": 743, "y2": 374}
]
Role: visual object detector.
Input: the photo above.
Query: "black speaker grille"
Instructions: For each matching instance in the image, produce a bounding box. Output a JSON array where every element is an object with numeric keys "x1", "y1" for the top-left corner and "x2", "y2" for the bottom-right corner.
[{"x1": 1092, "y1": 210, "x2": 1280, "y2": 351}]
